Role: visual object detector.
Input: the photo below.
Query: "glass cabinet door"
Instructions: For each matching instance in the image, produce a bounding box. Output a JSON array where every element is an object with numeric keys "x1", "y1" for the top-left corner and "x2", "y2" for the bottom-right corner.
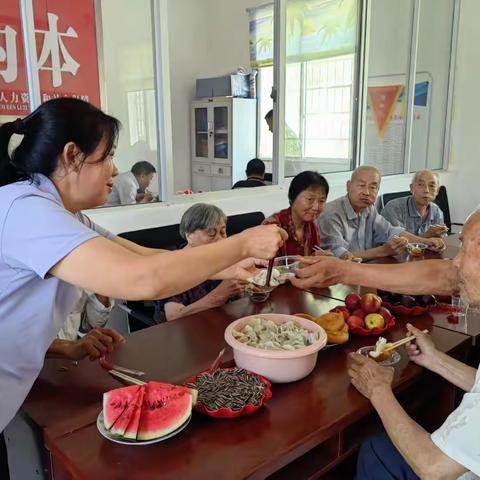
[
  {"x1": 194, "y1": 107, "x2": 209, "y2": 158},
  {"x1": 213, "y1": 106, "x2": 229, "y2": 160}
]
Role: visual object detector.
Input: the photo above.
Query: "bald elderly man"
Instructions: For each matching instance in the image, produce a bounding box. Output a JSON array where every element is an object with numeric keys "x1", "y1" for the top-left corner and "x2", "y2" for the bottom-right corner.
[
  {"x1": 317, "y1": 166, "x2": 445, "y2": 260},
  {"x1": 293, "y1": 210, "x2": 480, "y2": 479},
  {"x1": 382, "y1": 170, "x2": 447, "y2": 238}
]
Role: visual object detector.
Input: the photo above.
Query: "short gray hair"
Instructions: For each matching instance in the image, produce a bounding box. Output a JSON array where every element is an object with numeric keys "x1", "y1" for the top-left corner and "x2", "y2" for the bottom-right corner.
[
  {"x1": 179, "y1": 203, "x2": 227, "y2": 239},
  {"x1": 411, "y1": 170, "x2": 440, "y2": 184}
]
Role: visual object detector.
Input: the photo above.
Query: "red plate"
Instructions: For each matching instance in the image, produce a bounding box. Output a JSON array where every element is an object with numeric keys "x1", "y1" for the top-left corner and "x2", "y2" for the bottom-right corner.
[
  {"x1": 184, "y1": 368, "x2": 272, "y2": 419},
  {"x1": 382, "y1": 302, "x2": 429, "y2": 317},
  {"x1": 348, "y1": 315, "x2": 396, "y2": 336}
]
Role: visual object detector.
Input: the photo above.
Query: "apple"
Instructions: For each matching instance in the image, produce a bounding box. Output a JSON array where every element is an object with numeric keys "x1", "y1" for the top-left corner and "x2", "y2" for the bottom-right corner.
[
  {"x1": 352, "y1": 308, "x2": 366, "y2": 320},
  {"x1": 361, "y1": 293, "x2": 382, "y2": 313},
  {"x1": 330, "y1": 306, "x2": 350, "y2": 321},
  {"x1": 378, "y1": 306, "x2": 393, "y2": 323},
  {"x1": 345, "y1": 293, "x2": 362, "y2": 311},
  {"x1": 364, "y1": 313, "x2": 385, "y2": 329},
  {"x1": 347, "y1": 315, "x2": 364, "y2": 329}
]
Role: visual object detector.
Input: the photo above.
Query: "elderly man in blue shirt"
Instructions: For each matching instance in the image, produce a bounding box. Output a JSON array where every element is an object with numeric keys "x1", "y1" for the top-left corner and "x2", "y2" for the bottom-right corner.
[
  {"x1": 317, "y1": 166, "x2": 445, "y2": 260},
  {"x1": 381, "y1": 170, "x2": 447, "y2": 238}
]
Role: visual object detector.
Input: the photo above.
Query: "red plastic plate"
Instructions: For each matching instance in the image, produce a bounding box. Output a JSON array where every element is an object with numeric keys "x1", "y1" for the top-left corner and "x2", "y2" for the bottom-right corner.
[
  {"x1": 184, "y1": 368, "x2": 272, "y2": 419},
  {"x1": 382, "y1": 302, "x2": 429, "y2": 317},
  {"x1": 348, "y1": 315, "x2": 396, "y2": 336}
]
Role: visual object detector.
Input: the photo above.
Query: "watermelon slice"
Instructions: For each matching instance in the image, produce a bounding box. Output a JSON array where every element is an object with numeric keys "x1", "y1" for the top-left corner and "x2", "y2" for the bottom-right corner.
[
  {"x1": 123, "y1": 387, "x2": 145, "y2": 440},
  {"x1": 103, "y1": 385, "x2": 140, "y2": 430},
  {"x1": 110, "y1": 387, "x2": 144, "y2": 437},
  {"x1": 136, "y1": 382, "x2": 194, "y2": 441}
]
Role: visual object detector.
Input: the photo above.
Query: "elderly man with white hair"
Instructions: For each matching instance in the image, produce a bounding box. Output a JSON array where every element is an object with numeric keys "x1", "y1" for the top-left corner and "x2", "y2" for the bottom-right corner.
[
  {"x1": 293, "y1": 209, "x2": 480, "y2": 479},
  {"x1": 381, "y1": 170, "x2": 447, "y2": 238}
]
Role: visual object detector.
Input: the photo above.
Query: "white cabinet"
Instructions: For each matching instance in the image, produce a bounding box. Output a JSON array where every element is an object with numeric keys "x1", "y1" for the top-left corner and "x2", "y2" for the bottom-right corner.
[{"x1": 191, "y1": 97, "x2": 256, "y2": 192}]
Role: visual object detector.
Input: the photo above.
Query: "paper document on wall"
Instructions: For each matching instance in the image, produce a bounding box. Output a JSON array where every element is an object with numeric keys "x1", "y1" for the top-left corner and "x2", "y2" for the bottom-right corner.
[{"x1": 364, "y1": 73, "x2": 431, "y2": 175}]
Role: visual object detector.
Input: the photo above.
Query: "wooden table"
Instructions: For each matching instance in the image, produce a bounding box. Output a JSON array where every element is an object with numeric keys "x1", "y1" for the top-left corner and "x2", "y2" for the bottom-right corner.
[{"x1": 23, "y1": 285, "x2": 471, "y2": 480}]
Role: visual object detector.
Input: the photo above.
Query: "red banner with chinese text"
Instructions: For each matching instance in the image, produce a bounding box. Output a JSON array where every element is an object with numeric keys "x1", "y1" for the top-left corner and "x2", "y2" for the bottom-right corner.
[{"x1": 0, "y1": 0, "x2": 100, "y2": 116}]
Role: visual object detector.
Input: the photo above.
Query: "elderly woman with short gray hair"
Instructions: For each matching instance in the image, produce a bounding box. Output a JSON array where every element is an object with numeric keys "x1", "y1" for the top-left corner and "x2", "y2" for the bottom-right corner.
[{"x1": 154, "y1": 203, "x2": 244, "y2": 322}]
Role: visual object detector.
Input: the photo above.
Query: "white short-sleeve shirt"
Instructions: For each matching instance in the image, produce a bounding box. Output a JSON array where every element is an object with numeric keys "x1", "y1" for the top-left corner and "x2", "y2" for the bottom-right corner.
[
  {"x1": 431, "y1": 365, "x2": 480, "y2": 479},
  {"x1": 106, "y1": 171, "x2": 139, "y2": 205},
  {"x1": 0, "y1": 174, "x2": 112, "y2": 432}
]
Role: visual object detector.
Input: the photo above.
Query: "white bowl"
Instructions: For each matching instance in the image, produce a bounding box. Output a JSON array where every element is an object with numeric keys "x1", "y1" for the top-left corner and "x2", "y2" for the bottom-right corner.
[{"x1": 224, "y1": 314, "x2": 327, "y2": 383}]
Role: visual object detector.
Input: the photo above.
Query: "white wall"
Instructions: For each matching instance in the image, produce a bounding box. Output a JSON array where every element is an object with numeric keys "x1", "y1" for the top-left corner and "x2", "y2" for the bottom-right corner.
[
  {"x1": 167, "y1": 0, "x2": 265, "y2": 191},
  {"x1": 447, "y1": 0, "x2": 480, "y2": 222}
]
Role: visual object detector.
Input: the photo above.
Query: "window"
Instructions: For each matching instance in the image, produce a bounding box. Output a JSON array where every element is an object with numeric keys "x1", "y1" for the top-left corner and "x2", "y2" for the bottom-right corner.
[
  {"x1": 258, "y1": 53, "x2": 355, "y2": 174},
  {"x1": 254, "y1": 0, "x2": 359, "y2": 178},
  {"x1": 127, "y1": 89, "x2": 158, "y2": 151}
]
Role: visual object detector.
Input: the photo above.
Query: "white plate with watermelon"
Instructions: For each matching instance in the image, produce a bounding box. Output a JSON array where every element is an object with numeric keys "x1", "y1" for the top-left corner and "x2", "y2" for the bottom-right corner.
[
  {"x1": 98, "y1": 381, "x2": 197, "y2": 445},
  {"x1": 97, "y1": 411, "x2": 191, "y2": 445}
]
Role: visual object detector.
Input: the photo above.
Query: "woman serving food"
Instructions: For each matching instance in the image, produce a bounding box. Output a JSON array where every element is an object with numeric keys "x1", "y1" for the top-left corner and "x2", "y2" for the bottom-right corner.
[{"x1": 0, "y1": 98, "x2": 286, "y2": 433}]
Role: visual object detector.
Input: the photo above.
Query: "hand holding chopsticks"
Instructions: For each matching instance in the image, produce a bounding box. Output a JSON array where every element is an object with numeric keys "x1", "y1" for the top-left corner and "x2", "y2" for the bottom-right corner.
[{"x1": 383, "y1": 329, "x2": 429, "y2": 353}]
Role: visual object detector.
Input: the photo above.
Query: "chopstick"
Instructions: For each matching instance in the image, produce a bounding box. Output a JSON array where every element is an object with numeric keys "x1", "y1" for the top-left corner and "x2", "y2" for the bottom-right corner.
[
  {"x1": 383, "y1": 329, "x2": 429, "y2": 352},
  {"x1": 265, "y1": 258, "x2": 275, "y2": 287},
  {"x1": 108, "y1": 369, "x2": 146, "y2": 386}
]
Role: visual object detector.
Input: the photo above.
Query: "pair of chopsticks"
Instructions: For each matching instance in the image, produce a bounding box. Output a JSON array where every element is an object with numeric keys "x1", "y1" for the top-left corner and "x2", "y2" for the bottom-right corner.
[
  {"x1": 108, "y1": 369, "x2": 146, "y2": 386},
  {"x1": 383, "y1": 329, "x2": 428, "y2": 353},
  {"x1": 313, "y1": 245, "x2": 329, "y2": 255}
]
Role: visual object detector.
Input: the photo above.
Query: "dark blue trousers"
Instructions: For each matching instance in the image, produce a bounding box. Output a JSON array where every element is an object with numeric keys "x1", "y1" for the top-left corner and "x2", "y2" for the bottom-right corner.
[{"x1": 355, "y1": 433, "x2": 420, "y2": 480}]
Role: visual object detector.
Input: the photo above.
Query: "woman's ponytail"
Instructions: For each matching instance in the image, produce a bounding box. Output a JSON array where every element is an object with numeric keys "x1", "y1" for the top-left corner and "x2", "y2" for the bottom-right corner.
[{"x1": 0, "y1": 119, "x2": 25, "y2": 187}]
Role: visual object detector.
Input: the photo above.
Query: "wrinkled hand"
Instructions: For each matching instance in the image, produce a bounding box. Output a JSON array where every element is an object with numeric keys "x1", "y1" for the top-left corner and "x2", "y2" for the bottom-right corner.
[
  {"x1": 405, "y1": 323, "x2": 438, "y2": 368},
  {"x1": 425, "y1": 224, "x2": 448, "y2": 238},
  {"x1": 383, "y1": 236, "x2": 408, "y2": 256},
  {"x1": 348, "y1": 353, "x2": 394, "y2": 399},
  {"x1": 290, "y1": 255, "x2": 345, "y2": 289},
  {"x1": 64, "y1": 328, "x2": 126, "y2": 361},
  {"x1": 211, "y1": 279, "x2": 245, "y2": 304},
  {"x1": 240, "y1": 225, "x2": 288, "y2": 260},
  {"x1": 224, "y1": 257, "x2": 267, "y2": 281},
  {"x1": 340, "y1": 251, "x2": 355, "y2": 261},
  {"x1": 424, "y1": 237, "x2": 446, "y2": 252}
]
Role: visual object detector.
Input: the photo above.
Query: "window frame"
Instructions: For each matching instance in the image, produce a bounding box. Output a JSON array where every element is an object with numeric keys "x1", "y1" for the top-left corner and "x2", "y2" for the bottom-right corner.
[{"x1": 18, "y1": 0, "x2": 461, "y2": 206}]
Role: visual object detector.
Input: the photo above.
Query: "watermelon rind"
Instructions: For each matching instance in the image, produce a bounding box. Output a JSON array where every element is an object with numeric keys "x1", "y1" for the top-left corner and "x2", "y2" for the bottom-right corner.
[
  {"x1": 136, "y1": 382, "x2": 193, "y2": 441},
  {"x1": 103, "y1": 385, "x2": 140, "y2": 431}
]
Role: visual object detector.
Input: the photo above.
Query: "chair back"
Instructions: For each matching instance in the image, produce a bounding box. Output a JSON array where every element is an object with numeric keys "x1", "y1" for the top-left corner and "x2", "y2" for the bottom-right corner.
[
  {"x1": 119, "y1": 224, "x2": 184, "y2": 250},
  {"x1": 433, "y1": 185, "x2": 452, "y2": 231},
  {"x1": 378, "y1": 190, "x2": 410, "y2": 212},
  {"x1": 226, "y1": 211, "x2": 265, "y2": 236}
]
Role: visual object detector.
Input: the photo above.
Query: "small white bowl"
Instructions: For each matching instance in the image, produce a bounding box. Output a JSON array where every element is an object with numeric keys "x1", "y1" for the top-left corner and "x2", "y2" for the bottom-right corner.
[{"x1": 224, "y1": 314, "x2": 327, "y2": 383}]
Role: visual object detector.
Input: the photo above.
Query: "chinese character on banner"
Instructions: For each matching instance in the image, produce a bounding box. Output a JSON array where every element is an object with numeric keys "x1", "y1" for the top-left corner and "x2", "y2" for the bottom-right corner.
[{"x1": 0, "y1": 0, "x2": 100, "y2": 116}]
